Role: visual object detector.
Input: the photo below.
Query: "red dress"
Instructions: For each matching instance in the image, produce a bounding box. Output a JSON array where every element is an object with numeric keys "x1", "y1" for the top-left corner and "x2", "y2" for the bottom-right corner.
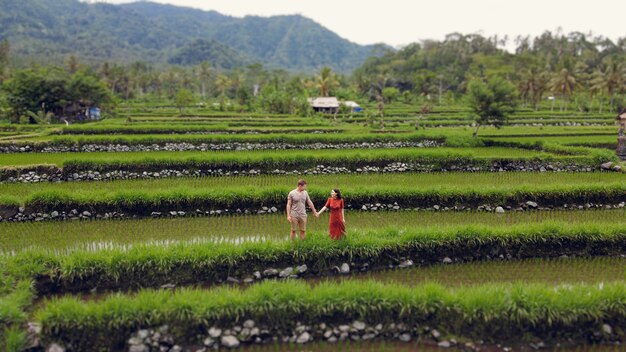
[{"x1": 325, "y1": 197, "x2": 345, "y2": 240}]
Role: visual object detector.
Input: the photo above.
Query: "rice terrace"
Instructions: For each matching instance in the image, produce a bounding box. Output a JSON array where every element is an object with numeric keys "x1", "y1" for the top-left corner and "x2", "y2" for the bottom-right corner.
[{"x1": 1, "y1": 0, "x2": 626, "y2": 351}]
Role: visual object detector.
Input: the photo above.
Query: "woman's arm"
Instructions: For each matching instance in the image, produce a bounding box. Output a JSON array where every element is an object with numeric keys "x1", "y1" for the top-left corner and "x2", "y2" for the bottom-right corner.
[
  {"x1": 317, "y1": 198, "x2": 331, "y2": 217},
  {"x1": 341, "y1": 199, "x2": 345, "y2": 222}
]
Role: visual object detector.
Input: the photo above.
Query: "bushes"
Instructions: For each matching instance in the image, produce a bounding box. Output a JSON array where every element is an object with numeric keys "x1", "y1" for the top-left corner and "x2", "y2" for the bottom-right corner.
[
  {"x1": 36, "y1": 280, "x2": 626, "y2": 351},
  {"x1": 5, "y1": 223, "x2": 624, "y2": 294}
]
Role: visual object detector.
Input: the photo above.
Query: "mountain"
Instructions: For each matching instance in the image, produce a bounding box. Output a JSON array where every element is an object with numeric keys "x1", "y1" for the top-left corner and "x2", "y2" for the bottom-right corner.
[
  {"x1": 168, "y1": 39, "x2": 251, "y2": 68},
  {"x1": 0, "y1": 0, "x2": 381, "y2": 72}
]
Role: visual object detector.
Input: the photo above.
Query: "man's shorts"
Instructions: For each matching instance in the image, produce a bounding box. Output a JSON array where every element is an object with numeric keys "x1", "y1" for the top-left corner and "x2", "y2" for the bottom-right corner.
[{"x1": 290, "y1": 216, "x2": 307, "y2": 232}]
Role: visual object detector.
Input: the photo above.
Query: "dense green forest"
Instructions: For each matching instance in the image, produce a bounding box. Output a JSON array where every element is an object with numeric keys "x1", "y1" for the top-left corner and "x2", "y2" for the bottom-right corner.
[
  {"x1": 0, "y1": 0, "x2": 378, "y2": 72},
  {"x1": 2, "y1": 2, "x2": 626, "y2": 124},
  {"x1": 355, "y1": 32, "x2": 626, "y2": 112}
]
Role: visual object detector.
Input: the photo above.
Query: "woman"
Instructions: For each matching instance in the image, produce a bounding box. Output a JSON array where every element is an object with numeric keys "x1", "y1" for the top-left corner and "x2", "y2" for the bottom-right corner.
[{"x1": 317, "y1": 189, "x2": 346, "y2": 240}]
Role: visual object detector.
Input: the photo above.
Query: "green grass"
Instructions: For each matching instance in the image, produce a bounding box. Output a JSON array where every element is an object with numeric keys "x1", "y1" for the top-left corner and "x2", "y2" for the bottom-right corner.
[
  {"x1": 323, "y1": 257, "x2": 626, "y2": 287},
  {"x1": 4, "y1": 222, "x2": 625, "y2": 296},
  {"x1": 486, "y1": 135, "x2": 619, "y2": 149},
  {"x1": 35, "y1": 280, "x2": 626, "y2": 351},
  {"x1": 0, "y1": 147, "x2": 551, "y2": 168},
  {"x1": 3, "y1": 124, "x2": 616, "y2": 146},
  {"x1": 54, "y1": 124, "x2": 345, "y2": 135},
  {"x1": 1, "y1": 171, "x2": 622, "y2": 199},
  {"x1": 0, "y1": 172, "x2": 623, "y2": 217},
  {"x1": 0, "y1": 280, "x2": 34, "y2": 352},
  {"x1": 1, "y1": 209, "x2": 624, "y2": 253}
]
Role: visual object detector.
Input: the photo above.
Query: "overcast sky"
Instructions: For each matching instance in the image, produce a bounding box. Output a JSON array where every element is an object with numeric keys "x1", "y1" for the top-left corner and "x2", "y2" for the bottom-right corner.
[{"x1": 98, "y1": 0, "x2": 626, "y2": 47}]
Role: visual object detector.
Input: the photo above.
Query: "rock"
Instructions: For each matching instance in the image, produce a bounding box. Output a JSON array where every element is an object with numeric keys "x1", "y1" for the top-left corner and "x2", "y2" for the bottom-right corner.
[
  {"x1": 50, "y1": 211, "x2": 59, "y2": 218},
  {"x1": 602, "y1": 323, "x2": 612, "y2": 335},
  {"x1": 160, "y1": 283, "x2": 176, "y2": 289},
  {"x1": 203, "y1": 337, "x2": 215, "y2": 347},
  {"x1": 82, "y1": 211, "x2": 92, "y2": 217},
  {"x1": 442, "y1": 257, "x2": 453, "y2": 264},
  {"x1": 226, "y1": 277, "x2": 239, "y2": 284},
  {"x1": 399, "y1": 333, "x2": 412, "y2": 342},
  {"x1": 431, "y1": 329, "x2": 441, "y2": 339},
  {"x1": 530, "y1": 342, "x2": 546, "y2": 350},
  {"x1": 128, "y1": 336, "x2": 144, "y2": 345},
  {"x1": 208, "y1": 327, "x2": 222, "y2": 338},
  {"x1": 352, "y1": 320, "x2": 366, "y2": 331},
  {"x1": 128, "y1": 345, "x2": 148, "y2": 352},
  {"x1": 279, "y1": 267, "x2": 294, "y2": 278},
  {"x1": 243, "y1": 319, "x2": 255, "y2": 329},
  {"x1": 398, "y1": 259, "x2": 414, "y2": 268},
  {"x1": 601, "y1": 162, "x2": 614, "y2": 170},
  {"x1": 340, "y1": 263, "x2": 350, "y2": 274},
  {"x1": 46, "y1": 344, "x2": 66, "y2": 352},
  {"x1": 296, "y1": 264, "x2": 308, "y2": 274},
  {"x1": 495, "y1": 206, "x2": 505, "y2": 214},
  {"x1": 263, "y1": 268, "x2": 279, "y2": 277},
  {"x1": 526, "y1": 201, "x2": 538, "y2": 209},
  {"x1": 613, "y1": 165, "x2": 622, "y2": 172},
  {"x1": 438, "y1": 340, "x2": 452, "y2": 348},
  {"x1": 220, "y1": 335, "x2": 240, "y2": 348},
  {"x1": 296, "y1": 332, "x2": 311, "y2": 344},
  {"x1": 137, "y1": 329, "x2": 150, "y2": 340}
]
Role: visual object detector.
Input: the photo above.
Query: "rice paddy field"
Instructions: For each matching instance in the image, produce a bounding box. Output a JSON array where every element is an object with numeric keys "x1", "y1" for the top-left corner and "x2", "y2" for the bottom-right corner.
[{"x1": 0, "y1": 104, "x2": 624, "y2": 352}]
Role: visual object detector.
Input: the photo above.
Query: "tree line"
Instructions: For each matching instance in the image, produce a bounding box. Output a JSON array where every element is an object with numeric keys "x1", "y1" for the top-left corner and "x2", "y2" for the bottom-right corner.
[{"x1": 2, "y1": 30, "x2": 626, "y2": 124}]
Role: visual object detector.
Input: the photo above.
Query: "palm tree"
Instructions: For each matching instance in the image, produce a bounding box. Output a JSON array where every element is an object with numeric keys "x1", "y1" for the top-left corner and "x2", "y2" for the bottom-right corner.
[
  {"x1": 27, "y1": 110, "x2": 54, "y2": 125},
  {"x1": 518, "y1": 66, "x2": 548, "y2": 110},
  {"x1": 590, "y1": 58, "x2": 625, "y2": 112},
  {"x1": 313, "y1": 67, "x2": 339, "y2": 97},
  {"x1": 549, "y1": 66, "x2": 577, "y2": 111},
  {"x1": 197, "y1": 61, "x2": 212, "y2": 101},
  {"x1": 215, "y1": 74, "x2": 231, "y2": 109},
  {"x1": 130, "y1": 61, "x2": 149, "y2": 97}
]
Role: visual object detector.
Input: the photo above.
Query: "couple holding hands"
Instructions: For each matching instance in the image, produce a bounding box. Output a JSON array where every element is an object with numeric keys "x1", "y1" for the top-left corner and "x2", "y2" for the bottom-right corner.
[{"x1": 286, "y1": 179, "x2": 345, "y2": 240}]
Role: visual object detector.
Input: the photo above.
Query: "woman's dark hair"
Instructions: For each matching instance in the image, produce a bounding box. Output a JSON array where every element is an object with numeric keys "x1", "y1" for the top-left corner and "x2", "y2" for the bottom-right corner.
[{"x1": 333, "y1": 189, "x2": 342, "y2": 199}]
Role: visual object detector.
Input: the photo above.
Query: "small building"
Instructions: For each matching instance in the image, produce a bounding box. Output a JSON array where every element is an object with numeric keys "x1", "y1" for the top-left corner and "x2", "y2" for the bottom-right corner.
[
  {"x1": 308, "y1": 97, "x2": 340, "y2": 114},
  {"x1": 343, "y1": 101, "x2": 362, "y2": 113}
]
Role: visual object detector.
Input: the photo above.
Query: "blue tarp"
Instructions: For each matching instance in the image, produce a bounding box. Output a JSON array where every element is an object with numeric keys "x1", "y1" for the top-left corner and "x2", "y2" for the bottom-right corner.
[{"x1": 88, "y1": 107, "x2": 101, "y2": 119}]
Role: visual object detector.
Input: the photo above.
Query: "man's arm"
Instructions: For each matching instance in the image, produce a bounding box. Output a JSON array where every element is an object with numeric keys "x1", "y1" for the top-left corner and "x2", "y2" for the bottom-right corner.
[
  {"x1": 286, "y1": 198, "x2": 292, "y2": 221},
  {"x1": 307, "y1": 196, "x2": 318, "y2": 216}
]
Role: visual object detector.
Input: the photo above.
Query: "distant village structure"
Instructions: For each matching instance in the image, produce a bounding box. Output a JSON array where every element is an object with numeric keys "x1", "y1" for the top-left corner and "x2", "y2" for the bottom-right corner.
[
  {"x1": 617, "y1": 109, "x2": 626, "y2": 160},
  {"x1": 308, "y1": 97, "x2": 361, "y2": 114},
  {"x1": 309, "y1": 97, "x2": 340, "y2": 114}
]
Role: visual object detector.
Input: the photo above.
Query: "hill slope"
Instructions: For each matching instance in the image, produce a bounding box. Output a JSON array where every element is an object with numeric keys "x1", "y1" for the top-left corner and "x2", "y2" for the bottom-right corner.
[{"x1": 0, "y1": 0, "x2": 379, "y2": 71}]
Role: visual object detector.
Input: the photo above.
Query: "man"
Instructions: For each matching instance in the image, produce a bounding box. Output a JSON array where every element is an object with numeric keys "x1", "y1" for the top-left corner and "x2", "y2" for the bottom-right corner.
[{"x1": 287, "y1": 179, "x2": 318, "y2": 240}]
